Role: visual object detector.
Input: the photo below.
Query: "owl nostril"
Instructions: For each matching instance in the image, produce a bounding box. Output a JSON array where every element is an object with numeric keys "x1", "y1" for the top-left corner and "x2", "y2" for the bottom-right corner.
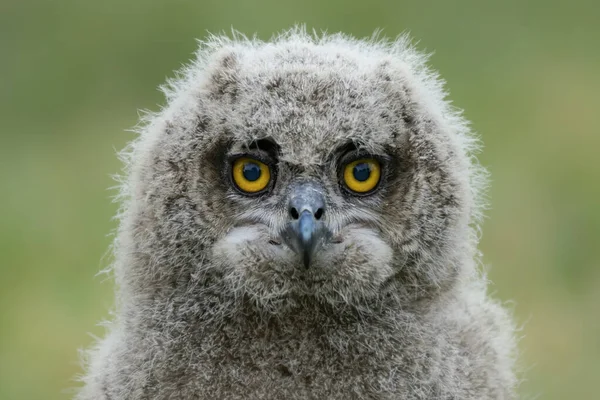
[
  {"x1": 314, "y1": 208, "x2": 324, "y2": 220},
  {"x1": 290, "y1": 207, "x2": 325, "y2": 220},
  {"x1": 290, "y1": 207, "x2": 300, "y2": 220},
  {"x1": 289, "y1": 207, "x2": 324, "y2": 220}
]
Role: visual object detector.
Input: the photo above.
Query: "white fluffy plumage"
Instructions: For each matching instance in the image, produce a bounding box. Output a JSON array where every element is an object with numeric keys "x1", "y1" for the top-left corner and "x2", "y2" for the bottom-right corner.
[{"x1": 77, "y1": 27, "x2": 518, "y2": 399}]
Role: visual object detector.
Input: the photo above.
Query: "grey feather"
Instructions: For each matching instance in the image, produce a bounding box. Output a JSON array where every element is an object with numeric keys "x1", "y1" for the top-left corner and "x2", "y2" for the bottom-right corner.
[{"x1": 77, "y1": 27, "x2": 518, "y2": 399}]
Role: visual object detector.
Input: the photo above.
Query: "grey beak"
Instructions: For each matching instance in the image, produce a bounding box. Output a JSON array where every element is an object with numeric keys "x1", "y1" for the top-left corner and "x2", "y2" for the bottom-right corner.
[
  {"x1": 297, "y1": 210, "x2": 318, "y2": 268},
  {"x1": 283, "y1": 182, "x2": 331, "y2": 268}
]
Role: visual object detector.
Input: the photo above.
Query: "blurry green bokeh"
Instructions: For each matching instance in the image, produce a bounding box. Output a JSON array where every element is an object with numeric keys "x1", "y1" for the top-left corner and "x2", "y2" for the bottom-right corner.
[{"x1": 1, "y1": 1, "x2": 598, "y2": 399}]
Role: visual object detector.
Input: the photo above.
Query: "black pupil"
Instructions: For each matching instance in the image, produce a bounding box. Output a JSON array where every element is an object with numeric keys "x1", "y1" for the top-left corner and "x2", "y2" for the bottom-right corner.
[
  {"x1": 353, "y1": 163, "x2": 371, "y2": 182},
  {"x1": 243, "y1": 162, "x2": 261, "y2": 181}
]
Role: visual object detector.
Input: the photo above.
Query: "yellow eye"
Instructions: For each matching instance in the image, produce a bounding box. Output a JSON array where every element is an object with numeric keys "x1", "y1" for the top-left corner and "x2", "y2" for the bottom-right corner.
[
  {"x1": 343, "y1": 158, "x2": 381, "y2": 194},
  {"x1": 232, "y1": 157, "x2": 271, "y2": 194}
]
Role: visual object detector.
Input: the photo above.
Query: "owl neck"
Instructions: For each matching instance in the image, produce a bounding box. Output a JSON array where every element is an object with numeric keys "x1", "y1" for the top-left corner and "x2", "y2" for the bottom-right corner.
[
  {"x1": 123, "y1": 276, "x2": 423, "y2": 340},
  {"x1": 119, "y1": 252, "x2": 436, "y2": 335}
]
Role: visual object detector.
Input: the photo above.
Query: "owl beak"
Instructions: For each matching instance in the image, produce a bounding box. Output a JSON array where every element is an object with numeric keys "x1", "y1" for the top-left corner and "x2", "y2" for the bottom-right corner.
[
  {"x1": 284, "y1": 183, "x2": 331, "y2": 269},
  {"x1": 297, "y1": 210, "x2": 320, "y2": 268}
]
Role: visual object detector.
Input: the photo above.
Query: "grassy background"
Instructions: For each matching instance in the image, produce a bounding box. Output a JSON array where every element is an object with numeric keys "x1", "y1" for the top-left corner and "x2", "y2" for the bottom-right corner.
[{"x1": 1, "y1": 1, "x2": 598, "y2": 398}]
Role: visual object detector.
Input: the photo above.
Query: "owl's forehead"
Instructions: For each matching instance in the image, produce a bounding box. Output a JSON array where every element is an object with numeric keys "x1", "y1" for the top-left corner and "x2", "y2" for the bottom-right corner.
[{"x1": 214, "y1": 50, "x2": 399, "y2": 164}]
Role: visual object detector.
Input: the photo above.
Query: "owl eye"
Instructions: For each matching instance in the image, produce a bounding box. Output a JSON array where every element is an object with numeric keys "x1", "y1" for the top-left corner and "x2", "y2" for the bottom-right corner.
[
  {"x1": 343, "y1": 158, "x2": 381, "y2": 194},
  {"x1": 232, "y1": 157, "x2": 271, "y2": 194}
]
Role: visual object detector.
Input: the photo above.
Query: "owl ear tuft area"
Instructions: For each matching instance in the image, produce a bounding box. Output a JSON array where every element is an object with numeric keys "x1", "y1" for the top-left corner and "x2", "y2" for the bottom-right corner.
[{"x1": 205, "y1": 50, "x2": 241, "y2": 99}]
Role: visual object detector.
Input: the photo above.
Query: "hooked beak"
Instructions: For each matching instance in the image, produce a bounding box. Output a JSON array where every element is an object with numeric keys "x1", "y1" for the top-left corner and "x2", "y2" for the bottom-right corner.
[
  {"x1": 296, "y1": 210, "x2": 323, "y2": 268},
  {"x1": 282, "y1": 182, "x2": 331, "y2": 268}
]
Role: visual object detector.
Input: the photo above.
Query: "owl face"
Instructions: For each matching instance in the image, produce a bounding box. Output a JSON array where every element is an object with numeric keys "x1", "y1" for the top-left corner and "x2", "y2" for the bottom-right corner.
[
  {"x1": 131, "y1": 39, "x2": 476, "y2": 311},
  {"x1": 212, "y1": 137, "x2": 397, "y2": 308}
]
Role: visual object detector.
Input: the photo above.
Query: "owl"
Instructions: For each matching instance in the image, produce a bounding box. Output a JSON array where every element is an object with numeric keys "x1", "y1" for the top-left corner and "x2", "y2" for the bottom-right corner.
[{"x1": 77, "y1": 28, "x2": 518, "y2": 399}]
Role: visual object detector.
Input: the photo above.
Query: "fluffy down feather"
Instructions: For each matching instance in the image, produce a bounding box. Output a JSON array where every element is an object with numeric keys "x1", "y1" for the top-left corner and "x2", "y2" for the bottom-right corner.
[{"x1": 77, "y1": 27, "x2": 518, "y2": 399}]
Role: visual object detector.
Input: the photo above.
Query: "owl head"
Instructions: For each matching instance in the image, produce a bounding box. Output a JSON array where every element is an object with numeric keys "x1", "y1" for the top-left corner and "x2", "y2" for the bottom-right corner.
[{"x1": 116, "y1": 29, "x2": 485, "y2": 314}]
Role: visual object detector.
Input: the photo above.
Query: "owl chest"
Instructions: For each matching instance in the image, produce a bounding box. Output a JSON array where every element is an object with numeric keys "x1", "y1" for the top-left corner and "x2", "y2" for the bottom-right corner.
[{"x1": 184, "y1": 328, "x2": 427, "y2": 399}]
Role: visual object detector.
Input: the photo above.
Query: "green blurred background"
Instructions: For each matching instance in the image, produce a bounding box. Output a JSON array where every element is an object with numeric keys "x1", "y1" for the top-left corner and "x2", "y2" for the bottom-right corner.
[{"x1": 1, "y1": 0, "x2": 598, "y2": 399}]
